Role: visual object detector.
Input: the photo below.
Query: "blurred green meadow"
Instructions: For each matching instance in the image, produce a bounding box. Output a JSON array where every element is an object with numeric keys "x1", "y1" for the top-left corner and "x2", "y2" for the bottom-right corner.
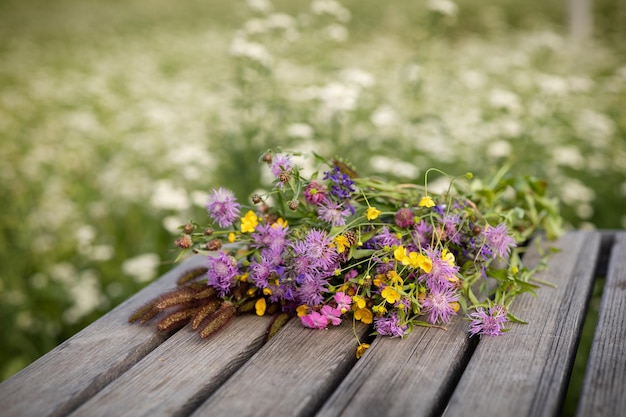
[{"x1": 1, "y1": 0, "x2": 625, "y2": 395}]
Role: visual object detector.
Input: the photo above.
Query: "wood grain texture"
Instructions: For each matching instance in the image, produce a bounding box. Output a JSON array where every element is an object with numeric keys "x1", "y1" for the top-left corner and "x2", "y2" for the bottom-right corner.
[
  {"x1": 576, "y1": 232, "x2": 626, "y2": 417},
  {"x1": 444, "y1": 231, "x2": 601, "y2": 417},
  {"x1": 0, "y1": 255, "x2": 207, "y2": 417},
  {"x1": 190, "y1": 319, "x2": 371, "y2": 417},
  {"x1": 316, "y1": 317, "x2": 475, "y2": 417},
  {"x1": 68, "y1": 314, "x2": 273, "y2": 417}
]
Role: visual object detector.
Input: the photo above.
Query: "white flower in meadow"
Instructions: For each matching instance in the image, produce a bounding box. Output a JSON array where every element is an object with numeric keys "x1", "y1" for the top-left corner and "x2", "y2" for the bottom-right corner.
[
  {"x1": 266, "y1": 13, "x2": 297, "y2": 30},
  {"x1": 538, "y1": 74, "x2": 569, "y2": 96},
  {"x1": 75, "y1": 224, "x2": 96, "y2": 247},
  {"x1": 162, "y1": 215, "x2": 185, "y2": 234},
  {"x1": 427, "y1": 0, "x2": 458, "y2": 16},
  {"x1": 559, "y1": 179, "x2": 595, "y2": 204},
  {"x1": 122, "y1": 253, "x2": 161, "y2": 283},
  {"x1": 287, "y1": 123, "x2": 314, "y2": 139},
  {"x1": 487, "y1": 140, "x2": 512, "y2": 159},
  {"x1": 63, "y1": 270, "x2": 106, "y2": 324},
  {"x1": 150, "y1": 180, "x2": 190, "y2": 211},
  {"x1": 576, "y1": 204, "x2": 594, "y2": 220},
  {"x1": 319, "y1": 82, "x2": 359, "y2": 112},
  {"x1": 568, "y1": 76, "x2": 594, "y2": 93},
  {"x1": 244, "y1": 18, "x2": 269, "y2": 35},
  {"x1": 323, "y1": 24, "x2": 349, "y2": 42},
  {"x1": 247, "y1": 0, "x2": 273, "y2": 14},
  {"x1": 86, "y1": 245, "x2": 115, "y2": 262},
  {"x1": 461, "y1": 70, "x2": 487, "y2": 89},
  {"x1": 340, "y1": 68, "x2": 375, "y2": 88},
  {"x1": 498, "y1": 119, "x2": 522, "y2": 138},
  {"x1": 575, "y1": 109, "x2": 615, "y2": 144},
  {"x1": 402, "y1": 63, "x2": 422, "y2": 84},
  {"x1": 311, "y1": 0, "x2": 351, "y2": 22},
  {"x1": 370, "y1": 155, "x2": 419, "y2": 179},
  {"x1": 488, "y1": 88, "x2": 521, "y2": 113},
  {"x1": 371, "y1": 105, "x2": 399, "y2": 128},
  {"x1": 229, "y1": 37, "x2": 274, "y2": 68},
  {"x1": 553, "y1": 146, "x2": 585, "y2": 169}
]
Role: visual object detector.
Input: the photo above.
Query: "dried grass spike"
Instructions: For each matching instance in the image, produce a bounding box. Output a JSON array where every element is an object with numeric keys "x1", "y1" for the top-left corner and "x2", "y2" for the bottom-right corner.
[
  {"x1": 156, "y1": 307, "x2": 198, "y2": 331},
  {"x1": 155, "y1": 287, "x2": 196, "y2": 310},
  {"x1": 266, "y1": 312, "x2": 292, "y2": 341},
  {"x1": 199, "y1": 302, "x2": 236, "y2": 339},
  {"x1": 177, "y1": 267, "x2": 208, "y2": 286},
  {"x1": 128, "y1": 300, "x2": 158, "y2": 323},
  {"x1": 236, "y1": 299, "x2": 257, "y2": 314},
  {"x1": 193, "y1": 287, "x2": 217, "y2": 300},
  {"x1": 191, "y1": 299, "x2": 221, "y2": 330}
]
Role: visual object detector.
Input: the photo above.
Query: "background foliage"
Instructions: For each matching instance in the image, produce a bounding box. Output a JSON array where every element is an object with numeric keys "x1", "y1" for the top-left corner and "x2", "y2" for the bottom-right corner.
[{"x1": 1, "y1": 0, "x2": 624, "y2": 396}]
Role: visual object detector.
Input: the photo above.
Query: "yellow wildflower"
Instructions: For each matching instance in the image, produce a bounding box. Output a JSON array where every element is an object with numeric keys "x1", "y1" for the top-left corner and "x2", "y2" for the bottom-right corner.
[
  {"x1": 240, "y1": 210, "x2": 259, "y2": 233},
  {"x1": 442, "y1": 248, "x2": 455, "y2": 266},
  {"x1": 356, "y1": 343, "x2": 370, "y2": 359},
  {"x1": 255, "y1": 298, "x2": 266, "y2": 316},
  {"x1": 419, "y1": 196, "x2": 435, "y2": 208},
  {"x1": 352, "y1": 295, "x2": 366, "y2": 309},
  {"x1": 394, "y1": 245, "x2": 407, "y2": 263},
  {"x1": 382, "y1": 286, "x2": 401, "y2": 304},
  {"x1": 296, "y1": 305, "x2": 309, "y2": 317},
  {"x1": 228, "y1": 232, "x2": 236, "y2": 243},
  {"x1": 354, "y1": 307, "x2": 373, "y2": 324},
  {"x1": 418, "y1": 253, "x2": 433, "y2": 273},
  {"x1": 334, "y1": 235, "x2": 351, "y2": 254},
  {"x1": 263, "y1": 287, "x2": 272, "y2": 296},
  {"x1": 450, "y1": 301, "x2": 460, "y2": 313},
  {"x1": 366, "y1": 206, "x2": 382, "y2": 220},
  {"x1": 272, "y1": 217, "x2": 288, "y2": 229},
  {"x1": 387, "y1": 270, "x2": 403, "y2": 287}
]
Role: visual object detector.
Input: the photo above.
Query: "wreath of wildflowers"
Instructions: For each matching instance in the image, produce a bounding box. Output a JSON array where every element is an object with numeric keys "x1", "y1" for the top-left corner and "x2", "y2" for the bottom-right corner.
[{"x1": 130, "y1": 150, "x2": 562, "y2": 358}]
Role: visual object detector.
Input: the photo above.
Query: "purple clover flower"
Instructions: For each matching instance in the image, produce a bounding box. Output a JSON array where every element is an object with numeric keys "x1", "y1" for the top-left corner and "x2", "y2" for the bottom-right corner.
[
  {"x1": 207, "y1": 251, "x2": 239, "y2": 296},
  {"x1": 468, "y1": 304, "x2": 509, "y2": 336},
  {"x1": 421, "y1": 285, "x2": 460, "y2": 325},
  {"x1": 485, "y1": 223, "x2": 517, "y2": 259},
  {"x1": 206, "y1": 188, "x2": 240, "y2": 228},
  {"x1": 304, "y1": 180, "x2": 328, "y2": 205},
  {"x1": 395, "y1": 207, "x2": 414, "y2": 228},
  {"x1": 374, "y1": 313, "x2": 408, "y2": 337}
]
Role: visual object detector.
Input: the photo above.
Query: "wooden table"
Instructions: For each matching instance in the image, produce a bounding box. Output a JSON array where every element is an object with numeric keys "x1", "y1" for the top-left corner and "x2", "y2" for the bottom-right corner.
[{"x1": 1, "y1": 230, "x2": 624, "y2": 417}]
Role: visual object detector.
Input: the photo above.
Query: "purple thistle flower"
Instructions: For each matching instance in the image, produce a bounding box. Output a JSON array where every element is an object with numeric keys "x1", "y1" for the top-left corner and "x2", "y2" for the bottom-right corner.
[
  {"x1": 413, "y1": 219, "x2": 432, "y2": 247},
  {"x1": 304, "y1": 180, "x2": 328, "y2": 205},
  {"x1": 374, "y1": 312, "x2": 408, "y2": 337},
  {"x1": 303, "y1": 229, "x2": 339, "y2": 273},
  {"x1": 485, "y1": 223, "x2": 517, "y2": 259},
  {"x1": 367, "y1": 226, "x2": 401, "y2": 250},
  {"x1": 421, "y1": 285, "x2": 460, "y2": 325},
  {"x1": 468, "y1": 304, "x2": 509, "y2": 336},
  {"x1": 296, "y1": 272, "x2": 329, "y2": 306},
  {"x1": 443, "y1": 214, "x2": 462, "y2": 244},
  {"x1": 395, "y1": 207, "x2": 414, "y2": 228},
  {"x1": 317, "y1": 198, "x2": 351, "y2": 227},
  {"x1": 207, "y1": 251, "x2": 239, "y2": 296},
  {"x1": 422, "y1": 248, "x2": 460, "y2": 290},
  {"x1": 206, "y1": 188, "x2": 240, "y2": 228},
  {"x1": 248, "y1": 256, "x2": 275, "y2": 288},
  {"x1": 270, "y1": 153, "x2": 293, "y2": 178}
]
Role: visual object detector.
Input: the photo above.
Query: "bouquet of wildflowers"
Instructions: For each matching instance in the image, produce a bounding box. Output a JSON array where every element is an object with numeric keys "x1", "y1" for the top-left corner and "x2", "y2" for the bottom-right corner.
[{"x1": 130, "y1": 150, "x2": 561, "y2": 356}]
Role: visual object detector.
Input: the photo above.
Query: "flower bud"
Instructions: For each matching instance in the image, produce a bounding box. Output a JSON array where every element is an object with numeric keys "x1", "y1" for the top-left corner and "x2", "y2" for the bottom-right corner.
[
  {"x1": 206, "y1": 239, "x2": 222, "y2": 251},
  {"x1": 175, "y1": 235, "x2": 193, "y2": 249}
]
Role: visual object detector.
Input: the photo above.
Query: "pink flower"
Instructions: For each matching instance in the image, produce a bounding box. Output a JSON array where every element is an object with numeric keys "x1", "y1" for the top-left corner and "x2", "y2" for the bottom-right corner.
[
  {"x1": 321, "y1": 305, "x2": 342, "y2": 326},
  {"x1": 300, "y1": 311, "x2": 329, "y2": 329},
  {"x1": 334, "y1": 291, "x2": 352, "y2": 314}
]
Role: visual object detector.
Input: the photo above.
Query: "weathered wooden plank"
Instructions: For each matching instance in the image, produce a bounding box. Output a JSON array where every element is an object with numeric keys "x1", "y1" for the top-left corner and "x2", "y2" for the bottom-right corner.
[
  {"x1": 316, "y1": 317, "x2": 474, "y2": 417},
  {"x1": 444, "y1": 231, "x2": 601, "y2": 417},
  {"x1": 68, "y1": 314, "x2": 273, "y2": 417},
  {"x1": 576, "y1": 232, "x2": 626, "y2": 417},
  {"x1": 190, "y1": 319, "x2": 370, "y2": 417},
  {"x1": 0, "y1": 255, "x2": 207, "y2": 417}
]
